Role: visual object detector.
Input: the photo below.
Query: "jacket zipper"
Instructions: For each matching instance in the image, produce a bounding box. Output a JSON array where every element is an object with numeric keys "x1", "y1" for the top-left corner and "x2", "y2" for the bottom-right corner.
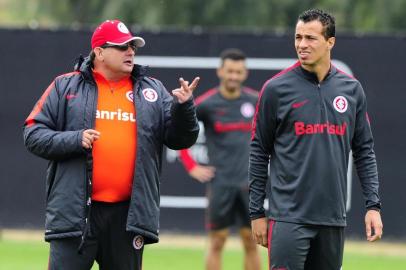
[
  {"x1": 128, "y1": 78, "x2": 140, "y2": 215},
  {"x1": 78, "y1": 82, "x2": 98, "y2": 253},
  {"x1": 317, "y1": 83, "x2": 323, "y2": 113}
]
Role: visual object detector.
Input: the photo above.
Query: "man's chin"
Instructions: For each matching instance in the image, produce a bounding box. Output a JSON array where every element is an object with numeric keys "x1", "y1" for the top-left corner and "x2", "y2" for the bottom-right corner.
[
  {"x1": 122, "y1": 66, "x2": 134, "y2": 74},
  {"x1": 299, "y1": 59, "x2": 315, "y2": 67},
  {"x1": 225, "y1": 84, "x2": 241, "y2": 92}
]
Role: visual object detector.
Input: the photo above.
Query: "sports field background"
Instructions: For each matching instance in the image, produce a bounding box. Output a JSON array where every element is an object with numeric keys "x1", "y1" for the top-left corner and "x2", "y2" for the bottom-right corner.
[{"x1": 1, "y1": 230, "x2": 405, "y2": 270}]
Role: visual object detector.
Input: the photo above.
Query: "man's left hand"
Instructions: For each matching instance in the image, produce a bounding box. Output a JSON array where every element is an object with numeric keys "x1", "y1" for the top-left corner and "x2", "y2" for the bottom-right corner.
[
  {"x1": 365, "y1": 209, "x2": 383, "y2": 242},
  {"x1": 172, "y1": 77, "x2": 200, "y2": 104}
]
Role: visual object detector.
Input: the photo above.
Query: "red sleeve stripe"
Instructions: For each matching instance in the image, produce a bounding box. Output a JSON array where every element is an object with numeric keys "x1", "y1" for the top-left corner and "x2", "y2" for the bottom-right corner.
[
  {"x1": 335, "y1": 66, "x2": 357, "y2": 80},
  {"x1": 268, "y1": 219, "x2": 276, "y2": 267},
  {"x1": 250, "y1": 79, "x2": 271, "y2": 141},
  {"x1": 366, "y1": 112, "x2": 371, "y2": 125},
  {"x1": 250, "y1": 61, "x2": 300, "y2": 141},
  {"x1": 179, "y1": 149, "x2": 197, "y2": 172},
  {"x1": 25, "y1": 72, "x2": 80, "y2": 128},
  {"x1": 242, "y1": 86, "x2": 258, "y2": 96},
  {"x1": 56, "y1": 71, "x2": 80, "y2": 80},
  {"x1": 194, "y1": 88, "x2": 218, "y2": 106},
  {"x1": 272, "y1": 61, "x2": 301, "y2": 79},
  {"x1": 25, "y1": 81, "x2": 56, "y2": 128}
]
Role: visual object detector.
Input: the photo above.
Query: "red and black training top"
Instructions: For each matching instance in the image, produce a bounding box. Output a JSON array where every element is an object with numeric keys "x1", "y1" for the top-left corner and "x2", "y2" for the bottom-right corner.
[
  {"x1": 181, "y1": 87, "x2": 258, "y2": 187},
  {"x1": 249, "y1": 62, "x2": 381, "y2": 226}
]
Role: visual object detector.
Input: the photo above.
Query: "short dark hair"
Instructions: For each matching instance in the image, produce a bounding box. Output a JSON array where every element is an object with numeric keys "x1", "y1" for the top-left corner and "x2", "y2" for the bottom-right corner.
[
  {"x1": 298, "y1": 9, "x2": 335, "y2": 39},
  {"x1": 220, "y1": 48, "x2": 246, "y2": 64}
]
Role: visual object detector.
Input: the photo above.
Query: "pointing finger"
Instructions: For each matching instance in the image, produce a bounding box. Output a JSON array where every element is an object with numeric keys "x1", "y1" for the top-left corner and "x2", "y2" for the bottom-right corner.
[
  {"x1": 189, "y1": 77, "x2": 200, "y2": 91},
  {"x1": 179, "y1": 77, "x2": 189, "y2": 91},
  {"x1": 86, "y1": 129, "x2": 101, "y2": 136}
]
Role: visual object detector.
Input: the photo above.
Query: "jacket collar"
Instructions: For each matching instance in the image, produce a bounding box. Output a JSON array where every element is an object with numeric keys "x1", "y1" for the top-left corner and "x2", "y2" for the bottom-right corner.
[
  {"x1": 74, "y1": 55, "x2": 149, "y2": 83},
  {"x1": 296, "y1": 62, "x2": 337, "y2": 83}
]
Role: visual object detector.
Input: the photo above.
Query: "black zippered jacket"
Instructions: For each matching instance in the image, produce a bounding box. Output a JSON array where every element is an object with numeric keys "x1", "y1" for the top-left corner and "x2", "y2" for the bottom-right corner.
[
  {"x1": 23, "y1": 57, "x2": 199, "y2": 243},
  {"x1": 249, "y1": 62, "x2": 381, "y2": 226}
]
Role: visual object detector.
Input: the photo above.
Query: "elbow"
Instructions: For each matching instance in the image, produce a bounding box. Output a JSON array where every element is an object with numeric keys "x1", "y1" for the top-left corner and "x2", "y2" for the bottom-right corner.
[
  {"x1": 183, "y1": 129, "x2": 199, "y2": 148},
  {"x1": 23, "y1": 130, "x2": 37, "y2": 154},
  {"x1": 177, "y1": 135, "x2": 199, "y2": 150},
  {"x1": 166, "y1": 129, "x2": 199, "y2": 150}
]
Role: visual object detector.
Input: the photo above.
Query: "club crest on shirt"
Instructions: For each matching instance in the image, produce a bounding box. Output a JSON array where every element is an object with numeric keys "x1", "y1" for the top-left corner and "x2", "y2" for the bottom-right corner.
[
  {"x1": 142, "y1": 88, "x2": 158, "y2": 102},
  {"x1": 126, "y1": 91, "x2": 134, "y2": 103},
  {"x1": 333, "y1": 96, "x2": 348, "y2": 113},
  {"x1": 240, "y1": 102, "x2": 255, "y2": 118},
  {"x1": 133, "y1": 235, "x2": 144, "y2": 250}
]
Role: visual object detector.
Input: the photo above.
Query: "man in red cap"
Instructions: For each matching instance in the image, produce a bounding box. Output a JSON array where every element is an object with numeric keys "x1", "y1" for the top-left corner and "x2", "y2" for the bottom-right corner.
[{"x1": 23, "y1": 19, "x2": 200, "y2": 270}]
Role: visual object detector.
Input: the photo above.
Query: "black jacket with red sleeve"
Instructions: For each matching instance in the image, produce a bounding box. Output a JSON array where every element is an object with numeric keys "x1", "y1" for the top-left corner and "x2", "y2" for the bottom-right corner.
[{"x1": 23, "y1": 57, "x2": 199, "y2": 243}]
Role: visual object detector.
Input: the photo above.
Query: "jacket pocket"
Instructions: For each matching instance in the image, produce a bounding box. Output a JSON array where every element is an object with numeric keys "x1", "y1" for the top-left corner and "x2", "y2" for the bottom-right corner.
[
  {"x1": 45, "y1": 157, "x2": 87, "y2": 233},
  {"x1": 46, "y1": 161, "x2": 57, "y2": 202}
]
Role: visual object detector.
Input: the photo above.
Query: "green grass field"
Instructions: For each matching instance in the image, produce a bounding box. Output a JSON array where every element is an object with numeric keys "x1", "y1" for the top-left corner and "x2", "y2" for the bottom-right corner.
[{"x1": 1, "y1": 231, "x2": 406, "y2": 270}]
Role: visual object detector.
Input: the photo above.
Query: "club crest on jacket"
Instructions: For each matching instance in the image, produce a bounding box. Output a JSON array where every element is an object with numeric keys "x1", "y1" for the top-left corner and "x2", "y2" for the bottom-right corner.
[{"x1": 142, "y1": 88, "x2": 158, "y2": 102}]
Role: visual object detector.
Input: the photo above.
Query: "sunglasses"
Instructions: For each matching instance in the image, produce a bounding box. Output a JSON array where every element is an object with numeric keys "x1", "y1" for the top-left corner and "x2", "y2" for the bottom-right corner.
[{"x1": 101, "y1": 42, "x2": 137, "y2": 52}]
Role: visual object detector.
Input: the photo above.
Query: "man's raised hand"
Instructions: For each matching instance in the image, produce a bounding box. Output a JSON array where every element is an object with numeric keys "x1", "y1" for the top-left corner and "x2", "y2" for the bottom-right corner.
[{"x1": 172, "y1": 77, "x2": 200, "y2": 104}]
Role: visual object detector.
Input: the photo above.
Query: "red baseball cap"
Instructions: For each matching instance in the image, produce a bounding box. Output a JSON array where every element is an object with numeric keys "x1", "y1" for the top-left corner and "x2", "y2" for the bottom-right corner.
[{"x1": 91, "y1": 19, "x2": 145, "y2": 49}]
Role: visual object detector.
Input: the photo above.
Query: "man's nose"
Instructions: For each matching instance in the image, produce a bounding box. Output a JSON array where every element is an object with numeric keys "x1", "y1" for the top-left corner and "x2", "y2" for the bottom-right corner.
[
  {"x1": 298, "y1": 39, "x2": 308, "y2": 48},
  {"x1": 127, "y1": 47, "x2": 136, "y2": 56}
]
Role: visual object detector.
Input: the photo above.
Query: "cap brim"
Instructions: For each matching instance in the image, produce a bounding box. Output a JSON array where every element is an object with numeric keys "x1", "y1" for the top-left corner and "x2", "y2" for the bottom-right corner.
[{"x1": 106, "y1": 36, "x2": 145, "y2": 47}]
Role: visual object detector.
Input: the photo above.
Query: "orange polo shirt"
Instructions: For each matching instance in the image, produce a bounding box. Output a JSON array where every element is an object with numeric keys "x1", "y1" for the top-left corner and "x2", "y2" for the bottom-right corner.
[{"x1": 92, "y1": 71, "x2": 137, "y2": 202}]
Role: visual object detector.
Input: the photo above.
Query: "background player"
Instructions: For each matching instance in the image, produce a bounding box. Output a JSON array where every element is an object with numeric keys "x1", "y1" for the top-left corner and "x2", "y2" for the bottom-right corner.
[{"x1": 180, "y1": 48, "x2": 261, "y2": 270}]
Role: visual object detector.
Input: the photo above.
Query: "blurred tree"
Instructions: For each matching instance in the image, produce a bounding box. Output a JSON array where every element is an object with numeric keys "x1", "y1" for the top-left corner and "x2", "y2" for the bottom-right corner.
[
  {"x1": 342, "y1": 0, "x2": 406, "y2": 33},
  {"x1": 1, "y1": 0, "x2": 405, "y2": 34},
  {"x1": 390, "y1": 0, "x2": 406, "y2": 30}
]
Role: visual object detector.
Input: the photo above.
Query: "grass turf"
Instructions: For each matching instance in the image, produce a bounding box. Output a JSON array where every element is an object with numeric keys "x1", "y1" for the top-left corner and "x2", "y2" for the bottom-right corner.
[{"x1": 1, "y1": 238, "x2": 406, "y2": 270}]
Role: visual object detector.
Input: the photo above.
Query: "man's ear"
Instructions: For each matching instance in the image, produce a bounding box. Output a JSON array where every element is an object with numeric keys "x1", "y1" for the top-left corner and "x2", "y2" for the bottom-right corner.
[
  {"x1": 94, "y1": 48, "x2": 104, "y2": 61},
  {"x1": 242, "y1": 68, "x2": 249, "y2": 82},
  {"x1": 216, "y1": 66, "x2": 223, "y2": 80},
  {"x1": 327, "y1": 37, "x2": 336, "y2": 51}
]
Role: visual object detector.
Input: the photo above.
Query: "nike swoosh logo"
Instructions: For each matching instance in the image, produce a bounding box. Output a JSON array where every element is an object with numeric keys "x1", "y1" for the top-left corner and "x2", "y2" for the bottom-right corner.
[
  {"x1": 292, "y1": 99, "x2": 309, "y2": 109},
  {"x1": 66, "y1": 94, "x2": 77, "y2": 100}
]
